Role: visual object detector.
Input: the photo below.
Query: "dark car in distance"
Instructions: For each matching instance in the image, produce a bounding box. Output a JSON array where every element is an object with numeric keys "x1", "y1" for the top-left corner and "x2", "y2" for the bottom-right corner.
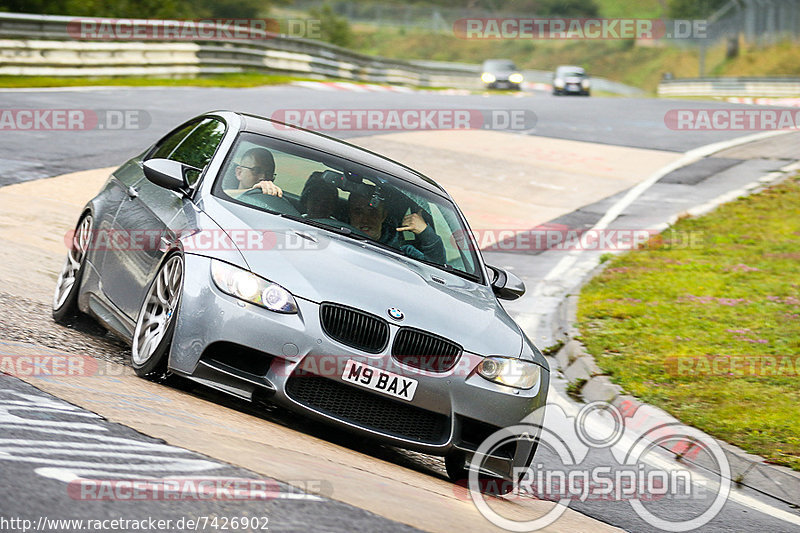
[{"x1": 481, "y1": 59, "x2": 524, "y2": 90}]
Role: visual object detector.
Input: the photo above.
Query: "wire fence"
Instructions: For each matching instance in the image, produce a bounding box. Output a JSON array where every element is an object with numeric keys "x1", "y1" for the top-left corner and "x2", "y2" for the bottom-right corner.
[
  {"x1": 679, "y1": 0, "x2": 800, "y2": 47},
  {"x1": 279, "y1": 1, "x2": 538, "y2": 33}
]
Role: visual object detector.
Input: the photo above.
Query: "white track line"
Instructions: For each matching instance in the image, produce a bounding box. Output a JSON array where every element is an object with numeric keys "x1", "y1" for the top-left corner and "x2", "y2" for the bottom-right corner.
[{"x1": 530, "y1": 129, "x2": 797, "y2": 299}]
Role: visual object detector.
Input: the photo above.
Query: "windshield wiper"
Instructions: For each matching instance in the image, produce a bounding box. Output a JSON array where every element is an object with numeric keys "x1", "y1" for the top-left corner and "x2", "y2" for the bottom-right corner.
[
  {"x1": 413, "y1": 256, "x2": 482, "y2": 283},
  {"x1": 280, "y1": 214, "x2": 359, "y2": 237}
]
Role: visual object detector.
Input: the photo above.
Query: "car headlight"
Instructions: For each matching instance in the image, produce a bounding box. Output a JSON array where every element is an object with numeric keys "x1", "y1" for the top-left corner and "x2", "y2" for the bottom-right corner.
[
  {"x1": 481, "y1": 72, "x2": 496, "y2": 84},
  {"x1": 554, "y1": 78, "x2": 565, "y2": 88},
  {"x1": 211, "y1": 259, "x2": 298, "y2": 313},
  {"x1": 581, "y1": 78, "x2": 591, "y2": 88},
  {"x1": 477, "y1": 356, "x2": 541, "y2": 389},
  {"x1": 509, "y1": 73, "x2": 524, "y2": 84}
]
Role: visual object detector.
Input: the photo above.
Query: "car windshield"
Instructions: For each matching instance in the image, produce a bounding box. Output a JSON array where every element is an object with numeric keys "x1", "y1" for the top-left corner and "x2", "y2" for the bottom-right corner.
[
  {"x1": 213, "y1": 132, "x2": 482, "y2": 281},
  {"x1": 558, "y1": 68, "x2": 586, "y2": 77},
  {"x1": 483, "y1": 60, "x2": 516, "y2": 71}
]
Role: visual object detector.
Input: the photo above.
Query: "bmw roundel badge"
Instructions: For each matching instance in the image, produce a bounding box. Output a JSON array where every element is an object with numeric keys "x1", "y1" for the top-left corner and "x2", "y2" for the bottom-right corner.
[{"x1": 387, "y1": 307, "x2": 404, "y2": 320}]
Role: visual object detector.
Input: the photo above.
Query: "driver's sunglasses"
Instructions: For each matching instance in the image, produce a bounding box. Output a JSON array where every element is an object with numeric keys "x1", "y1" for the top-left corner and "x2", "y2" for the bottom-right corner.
[{"x1": 238, "y1": 164, "x2": 273, "y2": 177}]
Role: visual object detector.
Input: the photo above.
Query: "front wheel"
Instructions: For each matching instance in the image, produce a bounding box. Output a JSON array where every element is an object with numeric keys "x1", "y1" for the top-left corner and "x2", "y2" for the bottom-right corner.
[
  {"x1": 445, "y1": 451, "x2": 514, "y2": 495},
  {"x1": 53, "y1": 214, "x2": 93, "y2": 324},
  {"x1": 445, "y1": 450, "x2": 468, "y2": 481},
  {"x1": 131, "y1": 254, "x2": 184, "y2": 379}
]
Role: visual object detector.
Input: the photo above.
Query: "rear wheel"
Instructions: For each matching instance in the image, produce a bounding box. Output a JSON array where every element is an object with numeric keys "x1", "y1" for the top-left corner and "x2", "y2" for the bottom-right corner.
[
  {"x1": 53, "y1": 214, "x2": 92, "y2": 324},
  {"x1": 131, "y1": 254, "x2": 184, "y2": 379}
]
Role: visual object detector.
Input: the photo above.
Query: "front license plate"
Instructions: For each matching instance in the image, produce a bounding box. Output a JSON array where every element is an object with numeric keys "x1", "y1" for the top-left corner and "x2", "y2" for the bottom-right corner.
[{"x1": 342, "y1": 360, "x2": 418, "y2": 402}]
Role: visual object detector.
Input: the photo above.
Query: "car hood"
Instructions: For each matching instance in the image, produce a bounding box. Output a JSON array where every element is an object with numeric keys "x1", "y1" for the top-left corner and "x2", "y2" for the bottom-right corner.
[{"x1": 201, "y1": 197, "x2": 523, "y2": 357}]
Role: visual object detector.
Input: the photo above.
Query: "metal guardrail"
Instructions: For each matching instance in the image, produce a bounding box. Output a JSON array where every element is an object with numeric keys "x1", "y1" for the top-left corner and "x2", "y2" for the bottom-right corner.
[
  {"x1": 0, "y1": 12, "x2": 481, "y2": 88},
  {"x1": 0, "y1": 12, "x2": 644, "y2": 96},
  {"x1": 658, "y1": 77, "x2": 800, "y2": 97}
]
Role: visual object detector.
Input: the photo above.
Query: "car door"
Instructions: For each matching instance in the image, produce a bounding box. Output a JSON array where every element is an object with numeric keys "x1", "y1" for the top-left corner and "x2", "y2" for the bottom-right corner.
[{"x1": 100, "y1": 117, "x2": 226, "y2": 320}]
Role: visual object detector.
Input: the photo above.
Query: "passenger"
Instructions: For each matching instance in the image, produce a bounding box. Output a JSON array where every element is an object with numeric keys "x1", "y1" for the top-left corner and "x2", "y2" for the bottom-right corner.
[
  {"x1": 301, "y1": 173, "x2": 339, "y2": 219},
  {"x1": 348, "y1": 189, "x2": 445, "y2": 263},
  {"x1": 233, "y1": 147, "x2": 283, "y2": 197}
]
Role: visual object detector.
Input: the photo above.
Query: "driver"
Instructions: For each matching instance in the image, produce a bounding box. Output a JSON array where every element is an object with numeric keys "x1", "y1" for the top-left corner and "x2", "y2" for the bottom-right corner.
[
  {"x1": 348, "y1": 189, "x2": 445, "y2": 263},
  {"x1": 233, "y1": 147, "x2": 283, "y2": 198}
]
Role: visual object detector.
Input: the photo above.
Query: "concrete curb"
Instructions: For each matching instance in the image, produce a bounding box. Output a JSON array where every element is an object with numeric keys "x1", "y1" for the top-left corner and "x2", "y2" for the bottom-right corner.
[{"x1": 550, "y1": 160, "x2": 800, "y2": 507}]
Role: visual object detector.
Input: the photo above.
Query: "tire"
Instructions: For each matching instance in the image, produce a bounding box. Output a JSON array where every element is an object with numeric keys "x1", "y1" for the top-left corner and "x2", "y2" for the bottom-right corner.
[
  {"x1": 53, "y1": 214, "x2": 93, "y2": 324},
  {"x1": 445, "y1": 450, "x2": 468, "y2": 482},
  {"x1": 131, "y1": 254, "x2": 184, "y2": 379}
]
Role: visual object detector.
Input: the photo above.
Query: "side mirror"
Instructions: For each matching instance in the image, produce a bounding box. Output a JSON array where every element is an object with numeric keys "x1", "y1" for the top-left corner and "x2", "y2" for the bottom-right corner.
[
  {"x1": 487, "y1": 265, "x2": 525, "y2": 300},
  {"x1": 143, "y1": 159, "x2": 200, "y2": 193}
]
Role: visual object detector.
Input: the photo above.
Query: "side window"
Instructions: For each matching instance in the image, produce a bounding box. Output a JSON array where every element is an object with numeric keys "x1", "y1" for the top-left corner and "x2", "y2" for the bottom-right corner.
[
  {"x1": 149, "y1": 120, "x2": 199, "y2": 160},
  {"x1": 169, "y1": 119, "x2": 226, "y2": 186}
]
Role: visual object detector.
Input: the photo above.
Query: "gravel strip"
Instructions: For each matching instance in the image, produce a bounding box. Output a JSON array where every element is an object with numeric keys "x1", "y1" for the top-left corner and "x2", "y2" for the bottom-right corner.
[{"x1": 0, "y1": 290, "x2": 129, "y2": 365}]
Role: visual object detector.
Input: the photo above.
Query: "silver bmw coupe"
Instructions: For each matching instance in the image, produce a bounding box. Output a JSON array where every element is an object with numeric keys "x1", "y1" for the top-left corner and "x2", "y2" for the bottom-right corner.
[{"x1": 53, "y1": 111, "x2": 549, "y2": 481}]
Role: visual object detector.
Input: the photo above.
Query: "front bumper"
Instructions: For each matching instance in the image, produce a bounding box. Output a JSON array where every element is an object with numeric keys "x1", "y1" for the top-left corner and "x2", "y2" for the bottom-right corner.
[
  {"x1": 559, "y1": 83, "x2": 589, "y2": 94},
  {"x1": 486, "y1": 80, "x2": 521, "y2": 90},
  {"x1": 170, "y1": 254, "x2": 549, "y2": 477}
]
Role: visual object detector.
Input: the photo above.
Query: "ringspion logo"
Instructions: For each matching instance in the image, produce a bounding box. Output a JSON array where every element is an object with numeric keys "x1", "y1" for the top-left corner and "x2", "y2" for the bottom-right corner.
[{"x1": 465, "y1": 401, "x2": 730, "y2": 531}]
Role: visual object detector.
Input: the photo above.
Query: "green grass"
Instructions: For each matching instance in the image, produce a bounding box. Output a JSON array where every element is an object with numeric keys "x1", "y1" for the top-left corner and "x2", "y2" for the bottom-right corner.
[
  {"x1": 594, "y1": 0, "x2": 665, "y2": 18},
  {"x1": 566, "y1": 378, "x2": 588, "y2": 401},
  {"x1": 0, "y1": 72, "x2": 317, "y2": 88},
  {"x1": 577, "y1": 176, "x2": 800, "y2": 470}
]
